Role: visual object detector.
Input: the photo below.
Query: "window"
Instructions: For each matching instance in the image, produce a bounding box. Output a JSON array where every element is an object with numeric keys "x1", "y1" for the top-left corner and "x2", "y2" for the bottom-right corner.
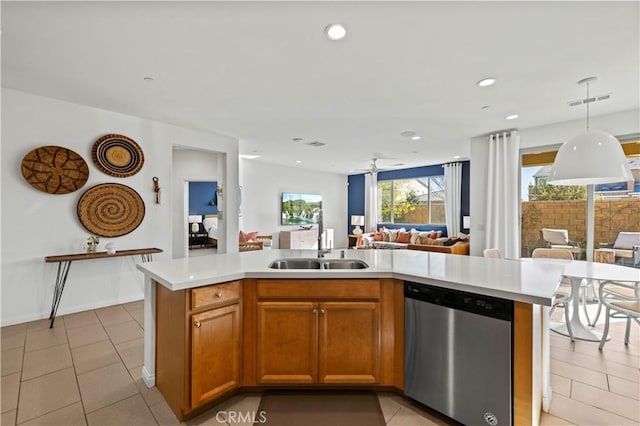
[
  {"x1": 378, "y1": 176, "x2": 445, "y2": 224},
  {"x1": 520, "y1": 141, "x2": 640, "y2": 259}
]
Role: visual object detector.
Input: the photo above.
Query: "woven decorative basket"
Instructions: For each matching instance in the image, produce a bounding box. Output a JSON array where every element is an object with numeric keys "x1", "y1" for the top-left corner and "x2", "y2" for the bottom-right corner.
[
  {"x1": 21, "y1": 146, "x2": 89, "y2": 194},
  {"x1": 77, "y1": 183, "x2": 145, "y2": 237},
  {"x1": 92, "y1": 134, "x2": 144, "y2": 177}
]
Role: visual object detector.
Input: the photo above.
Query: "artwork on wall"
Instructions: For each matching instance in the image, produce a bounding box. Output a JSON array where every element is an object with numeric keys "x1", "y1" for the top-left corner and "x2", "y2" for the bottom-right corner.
[
  {"x1": 77, "y1": 183, "x2": 145, "y2": 237},
  {"x1": 92, "y1": 134, "x2": 144, "y2": 177},
  {"x1": 281, "y1": 192, "x2": 322, "y2": 225},
  {"x1": 21, "y1": 145, "x2": 89, "y2": 194}
]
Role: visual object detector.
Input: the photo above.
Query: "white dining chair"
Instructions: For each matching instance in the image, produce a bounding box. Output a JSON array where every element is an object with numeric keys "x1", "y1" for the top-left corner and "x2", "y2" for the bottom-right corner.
[
  {"x1": 532, "y1": 248, "x2": 575, "y2": 342},
  {"x1": 483, "y1": 248, "x2": 502, "y2": 259},
  {"x1": 598, "y1": 280, "x2": 640, "y2": 350}
]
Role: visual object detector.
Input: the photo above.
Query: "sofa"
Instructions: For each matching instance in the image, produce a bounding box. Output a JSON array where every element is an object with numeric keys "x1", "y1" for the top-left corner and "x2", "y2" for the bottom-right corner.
[{"x1": 355, "y1": 228, "x2": 470, "y2": 255}]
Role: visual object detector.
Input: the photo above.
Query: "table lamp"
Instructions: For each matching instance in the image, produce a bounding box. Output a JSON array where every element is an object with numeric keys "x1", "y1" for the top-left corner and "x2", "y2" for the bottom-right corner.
[
  {"x1": 188, "y1": 215, "x2": 202, "y2": 233},
  {"x1": 351, "y1": 215, "x2": 365, "y2": 235}
]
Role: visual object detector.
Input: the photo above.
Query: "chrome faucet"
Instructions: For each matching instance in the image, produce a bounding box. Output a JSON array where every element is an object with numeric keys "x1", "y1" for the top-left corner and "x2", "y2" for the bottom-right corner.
[{"x1": 317, "y1": 209, "x2": 328, "y2": 258}]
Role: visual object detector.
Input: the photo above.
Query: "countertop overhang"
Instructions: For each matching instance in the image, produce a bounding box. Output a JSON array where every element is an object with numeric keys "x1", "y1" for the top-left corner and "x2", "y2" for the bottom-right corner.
[{"x1": 136, "y1": 249, "x2": 573, "y2": 306}]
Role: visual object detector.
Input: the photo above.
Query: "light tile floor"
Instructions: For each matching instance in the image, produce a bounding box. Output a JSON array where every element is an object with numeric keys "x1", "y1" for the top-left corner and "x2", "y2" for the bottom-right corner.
[{"x1": 1, "y1": 300, "x2": 638, "y2": 425}]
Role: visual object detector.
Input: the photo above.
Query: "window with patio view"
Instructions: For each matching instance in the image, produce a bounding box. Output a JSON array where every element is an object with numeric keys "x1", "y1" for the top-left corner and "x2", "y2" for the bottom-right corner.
[
  {"x1": 378, "y1": 176, "x2": 445, "y2": 224},
  {"x1": 521, "y1": 144, "x2": 640, "y2": 263}
]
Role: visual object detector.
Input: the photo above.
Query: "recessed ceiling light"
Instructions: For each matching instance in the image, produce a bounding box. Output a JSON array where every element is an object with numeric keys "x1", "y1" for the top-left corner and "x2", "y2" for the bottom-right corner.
[
  {"x1": 143, "y1": 77, "x2": 154, "y2": 82},
  {"x1": 411, "y1": 136, "x2": 421, "y2": 140},
  {"x1": 292, "y1": 137, "x2": 303, "y2": 142},
  {"x1": 505, "y1": 114, "x2": 519, "y2": 120},
  {"x1": 453, "y1": 155, "x2": 463, "y2": 159},
  {"x1": 481, "y1": 105, "x2": 490, "y2": 110},
  {"x1": 240, "y1": 154, "x2": 261, "y2": 159},
  {"x1": 325, "y1": 24, "x2": 347, "y2": 41},
  {"x1": 296, "y1": 160, "x2": 302, "y2": 164},
  {"x1": 400, "y1": 131, "x2": 416, "y2": 138},
  {"x1": 477, "y1": 78, "x2": 496, "y2": 87}
]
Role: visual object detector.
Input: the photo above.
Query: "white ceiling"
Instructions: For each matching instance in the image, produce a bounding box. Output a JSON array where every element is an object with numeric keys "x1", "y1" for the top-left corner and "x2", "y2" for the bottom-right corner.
[{"x1": 2, "y1": 1, "x2": 639, "y2": 174}]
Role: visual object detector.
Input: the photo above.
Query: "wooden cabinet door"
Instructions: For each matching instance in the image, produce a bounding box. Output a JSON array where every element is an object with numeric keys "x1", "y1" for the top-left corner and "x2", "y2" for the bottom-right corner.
[
  {"x1": 318, "y1": 302, "x2": 381, "y2": 384},
  {"x1": 191, "y1": 303, "x2": 240, "y2": 409},
  {"x1": 256, "y1": 301, "x2": 318, "y2": 383}
]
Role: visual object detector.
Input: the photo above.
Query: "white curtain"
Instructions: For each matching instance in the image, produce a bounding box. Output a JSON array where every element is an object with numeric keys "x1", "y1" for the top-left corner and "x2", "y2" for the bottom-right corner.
[
  {"x1": 364, "y1": 173, "x2": 378, "y2": 232},
  {"x1": 485, "y1": 131, "x2": 521, "y2": 259},
  {"x1": 443, "y1": 162, "x2": 462, "y2": 237}
]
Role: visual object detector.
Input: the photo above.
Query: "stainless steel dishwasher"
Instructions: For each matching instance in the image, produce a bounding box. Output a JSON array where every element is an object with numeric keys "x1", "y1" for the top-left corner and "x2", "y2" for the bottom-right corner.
[{"x1": 404, "y1": 282, "x2": 513, "y2": 426}]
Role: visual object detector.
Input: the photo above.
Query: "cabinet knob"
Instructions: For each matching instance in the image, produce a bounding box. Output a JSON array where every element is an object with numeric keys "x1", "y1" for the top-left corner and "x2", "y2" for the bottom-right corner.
[
  {"x1": 216, "y1": 292, "x2": 223, "y2": 299},
  {"x1": 312, "y1": 308, "x2": 318, "y2": 314},
  {"x1": 320, "y1": 309, "x2": 326, "y2": 315},
  {"x1": 195, "y1": 321, "x2": 201, "y2": 328}
]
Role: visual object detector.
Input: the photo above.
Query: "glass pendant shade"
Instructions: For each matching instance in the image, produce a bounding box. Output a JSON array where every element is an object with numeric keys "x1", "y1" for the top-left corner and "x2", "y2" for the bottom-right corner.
[{"x1": 547, "y1": 130, "x2": 632, "y2": 185}]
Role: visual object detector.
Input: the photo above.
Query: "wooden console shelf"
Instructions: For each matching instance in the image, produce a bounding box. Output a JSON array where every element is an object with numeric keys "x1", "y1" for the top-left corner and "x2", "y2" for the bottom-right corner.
[{"x1": 44, "y1": 247, "x2": 162, "y2": 328}]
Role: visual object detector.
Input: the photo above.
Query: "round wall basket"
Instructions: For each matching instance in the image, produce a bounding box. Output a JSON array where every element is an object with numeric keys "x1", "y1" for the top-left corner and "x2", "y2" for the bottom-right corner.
[
  {"x1": 77, "y1": 183, "x2": 145, "y2": 237},
  {"x1": 21, "y1": 146, "x2": 89, "y2": 194},
  {"x1": 92, "y1": 134, "x2": 144, "y2": 177}
]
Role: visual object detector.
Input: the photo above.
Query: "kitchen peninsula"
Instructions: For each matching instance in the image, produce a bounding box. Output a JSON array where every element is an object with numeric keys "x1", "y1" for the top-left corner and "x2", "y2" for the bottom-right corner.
[{"x1": 137, "y1": 249, "x2": 568, "y2": 425}]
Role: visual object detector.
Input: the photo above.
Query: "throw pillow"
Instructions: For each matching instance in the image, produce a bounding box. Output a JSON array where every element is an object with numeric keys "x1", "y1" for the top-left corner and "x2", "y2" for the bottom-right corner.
[
  {"x1": 389, "y1": 230, "x2": 400, "y2": 242},
  {"x1": 239, "y1": 231, "x2": 247, "y2": 242},
  {"x1": 382, "y1": 230, "x2": 390, "y2": 242},
  {"x1": 246, "y1": 231, "x2": 259, "y2": 241},
  {"x1": 409, "y1": 229, "x2": 420, "y2": 245},
  {"x1": 397, "y1": 232, "x2": 412, "y2": 244},
  {"x1": 373, "y1": 232, "x2": 383, "y2": 241}
]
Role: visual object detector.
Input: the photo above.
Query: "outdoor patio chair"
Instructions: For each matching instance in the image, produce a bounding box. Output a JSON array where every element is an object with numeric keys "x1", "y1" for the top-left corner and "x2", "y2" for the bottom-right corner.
[
  {"x1": 604, "y1": 232, "x2": 640, "y2": 267},
  {"x1": 540, "y1": 228, "x2": 582, "y2": 260}
]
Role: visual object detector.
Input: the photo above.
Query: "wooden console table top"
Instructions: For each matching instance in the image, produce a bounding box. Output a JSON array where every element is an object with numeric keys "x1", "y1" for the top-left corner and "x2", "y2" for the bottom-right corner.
[{"x1": 45, "y1": 247, "x2": 162, "y2": 263}]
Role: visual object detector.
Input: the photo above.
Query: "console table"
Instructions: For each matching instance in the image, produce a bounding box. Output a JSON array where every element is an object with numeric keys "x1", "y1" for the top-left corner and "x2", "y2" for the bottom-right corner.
[{"x1": 44, "y1": 248, "x2": 162, "y2": 328}]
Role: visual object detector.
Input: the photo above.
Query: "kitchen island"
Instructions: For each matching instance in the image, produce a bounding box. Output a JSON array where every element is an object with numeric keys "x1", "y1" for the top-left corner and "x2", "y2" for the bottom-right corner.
[{"x1": 137, "y1": 249, "x2": 568, "y2": 424}]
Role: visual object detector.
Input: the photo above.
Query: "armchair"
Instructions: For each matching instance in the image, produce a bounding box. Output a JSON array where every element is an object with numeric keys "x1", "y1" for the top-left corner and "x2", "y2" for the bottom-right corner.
[
  {"x1": 605, "y1": 232, "x2": 640, "y2": 267},
  {"x1": 540, "y1": 228, "x2": 582, "y2": 260}
]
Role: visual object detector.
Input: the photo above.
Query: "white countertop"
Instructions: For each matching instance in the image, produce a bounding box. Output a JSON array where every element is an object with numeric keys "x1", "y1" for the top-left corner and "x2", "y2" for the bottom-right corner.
[{"x1": 135, "y1": 249, "x2": 584, "y2": 305}]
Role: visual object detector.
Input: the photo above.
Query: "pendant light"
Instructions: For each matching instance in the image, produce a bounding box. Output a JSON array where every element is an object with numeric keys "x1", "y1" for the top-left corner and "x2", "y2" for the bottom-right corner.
[{"x1": 547, "y1": 77, "x2": 632, "y2": 185}]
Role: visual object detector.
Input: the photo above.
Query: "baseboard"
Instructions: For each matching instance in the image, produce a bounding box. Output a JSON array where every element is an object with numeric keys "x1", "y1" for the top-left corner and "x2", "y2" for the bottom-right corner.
[{"x1": 142, "y1": 366, "x2": 156, "y2": 387}]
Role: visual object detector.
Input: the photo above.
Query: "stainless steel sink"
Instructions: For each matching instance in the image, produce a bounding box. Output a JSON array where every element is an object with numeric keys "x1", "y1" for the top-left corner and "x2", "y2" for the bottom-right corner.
[
  {"x1": 268, "y1": 259, "x2": 322, "y2": 269},
  {"x1": 322, "y1": 259, "x2": 369, "y2": 269},
  {"x1": 268, "y1": 258, "x2": 369, "y2": 270}
]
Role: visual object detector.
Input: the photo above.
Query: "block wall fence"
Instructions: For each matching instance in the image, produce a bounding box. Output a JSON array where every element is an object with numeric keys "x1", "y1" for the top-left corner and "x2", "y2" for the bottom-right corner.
[{"x1": 521, "y1": 198, "x2": 640, "y2": 257}]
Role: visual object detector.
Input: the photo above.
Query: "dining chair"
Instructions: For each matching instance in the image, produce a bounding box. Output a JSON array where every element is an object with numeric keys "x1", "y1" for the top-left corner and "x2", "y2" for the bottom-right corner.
[
  {"x1": 598, "y1": 280, "x2": 640, "y2": 350},
  {"x1": 532, "y1": 248, "x2": 575, "y2": 342},
  {"x1": 483, "y1": 248, "x2": 502, "y2": 259}
]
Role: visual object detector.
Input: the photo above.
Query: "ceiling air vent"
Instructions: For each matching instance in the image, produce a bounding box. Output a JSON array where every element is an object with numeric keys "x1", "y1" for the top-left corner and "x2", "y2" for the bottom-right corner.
[
  {"x1": 567, "y1": 92, "x2": 612, "y2": 107},
  {"x1": 305, "y1": 141, "x2": 326, "y2": 147}
]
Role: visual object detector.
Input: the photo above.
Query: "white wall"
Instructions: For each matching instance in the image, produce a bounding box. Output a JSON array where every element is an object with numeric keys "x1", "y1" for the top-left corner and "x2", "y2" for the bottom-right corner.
[
  {"x1": 470, "y1": 108, "x2": 640, "y2": 256},
  {"x1": 171, "y1": 149, "x2": 220, "y2": 259},
  {"x1": 1, "y1": 89, "x2": 238, "y2": 325},
  {"x1": 239, "y1": 159, "x2": 348, "y2": 249}
]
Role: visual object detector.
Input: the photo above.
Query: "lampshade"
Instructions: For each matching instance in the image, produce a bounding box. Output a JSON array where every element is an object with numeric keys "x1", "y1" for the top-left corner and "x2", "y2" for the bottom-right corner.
[
  {"x1": 188, "y1": 215, "x2": 202, "y2": 223},
  {"x1": 351, "y1": 215, "x2": 364, "y2": 226},
  {"x1": 547, "y1": 131, "x2": 632, "y2": 185}
]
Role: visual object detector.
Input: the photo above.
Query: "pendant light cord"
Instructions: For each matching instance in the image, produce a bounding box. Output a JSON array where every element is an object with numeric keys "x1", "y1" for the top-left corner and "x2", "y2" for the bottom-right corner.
[{"x1": 586, "y1": 81, "x2": 590, "y2": 132}]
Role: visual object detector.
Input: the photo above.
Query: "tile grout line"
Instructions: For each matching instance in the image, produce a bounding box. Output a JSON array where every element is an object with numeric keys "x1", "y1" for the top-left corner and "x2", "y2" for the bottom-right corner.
[{"x1": 64, "y1": 315, "x2": 91, "y2": 426}]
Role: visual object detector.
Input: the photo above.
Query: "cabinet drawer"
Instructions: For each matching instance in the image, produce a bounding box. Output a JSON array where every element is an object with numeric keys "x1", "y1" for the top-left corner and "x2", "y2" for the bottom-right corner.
[
  {"x1": 256, "y1": 279, "x2": 380, "y2": 300},
  {"x1": 191, "y1": 281, "x2": 240, "y2": 310}
]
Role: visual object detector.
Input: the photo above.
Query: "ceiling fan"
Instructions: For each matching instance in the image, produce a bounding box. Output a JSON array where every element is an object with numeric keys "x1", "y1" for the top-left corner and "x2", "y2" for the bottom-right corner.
[{"x1": 354, "y1": 157, "x2": 403, "y2": 175}]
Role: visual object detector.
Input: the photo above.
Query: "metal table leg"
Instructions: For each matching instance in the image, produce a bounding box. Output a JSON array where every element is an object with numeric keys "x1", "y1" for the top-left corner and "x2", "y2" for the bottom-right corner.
[{"x1": 49, "y1": 261, "x2": 72, "y2": 328}]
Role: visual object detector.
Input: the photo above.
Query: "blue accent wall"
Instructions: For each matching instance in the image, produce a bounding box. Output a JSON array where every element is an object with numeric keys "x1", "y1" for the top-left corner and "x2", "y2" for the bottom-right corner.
[
  {"x1": 347, "y1": 174, "x2": 365, "y2": 235},
  {"x1": 189, "y1": 181, "x2": 218, "y2": 215},
  {"x1": 346, "y1": 161, "x2": 471, "y2": 237}
]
